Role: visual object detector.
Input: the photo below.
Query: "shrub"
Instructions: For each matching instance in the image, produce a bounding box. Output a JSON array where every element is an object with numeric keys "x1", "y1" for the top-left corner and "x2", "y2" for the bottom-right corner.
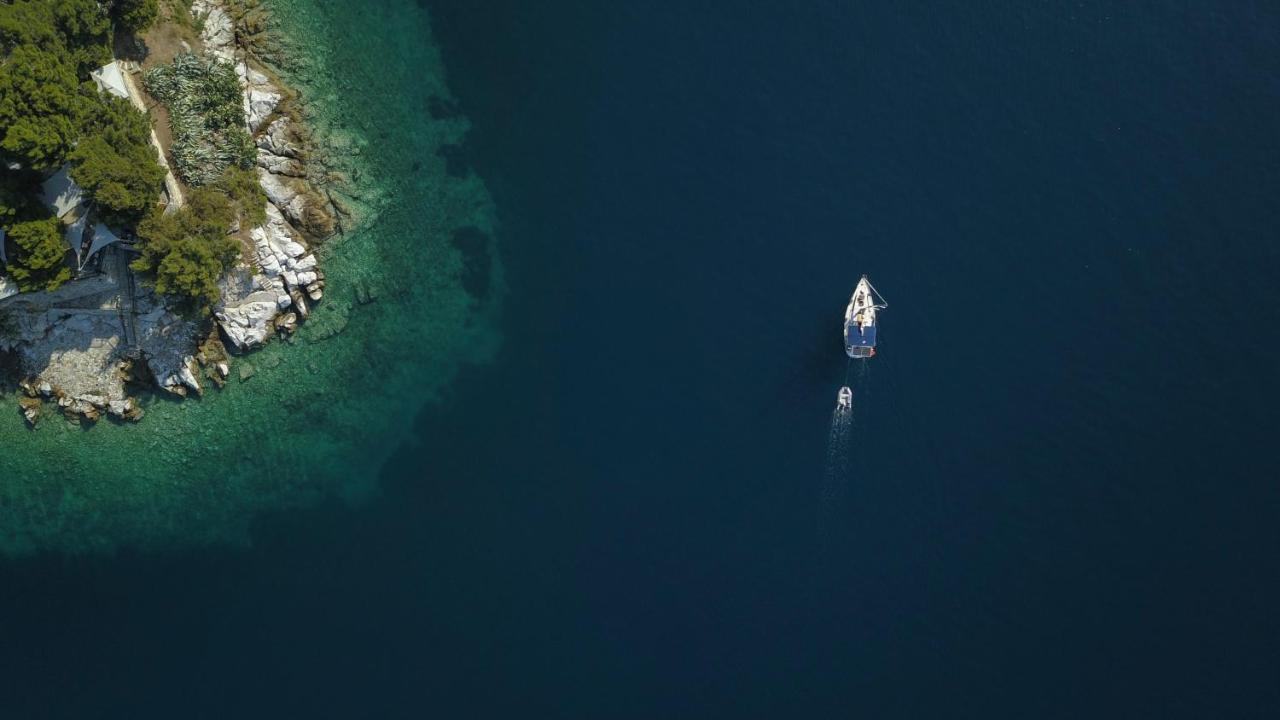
[
  {"x1": 6, "y1": 217, "x2": 71, "y2": 292},
  {"x1": 131, "y1": 187, "x2": 240, "y2": 309},
  {"x1": 144, "y1": 53, "x2": 255, "y2": 186},
  {"x1": 70, "y1": 136, "x2": 165, "y2": 227},
  {"x1": 109, "y1": 0, "x2": 160, "y2": 34},
  {"x1": 216, "y1": 166, "x2": 267, "y2": 228},
  {"x1": 0, "y1": 46, "x2": 84, "y2": 170},
  {"x1": 70, "y1": 96, "x2": 165, "y2": 226}
]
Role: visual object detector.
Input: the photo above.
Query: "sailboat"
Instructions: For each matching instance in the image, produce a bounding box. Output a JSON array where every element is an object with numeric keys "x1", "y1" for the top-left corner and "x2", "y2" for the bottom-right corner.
[{"x1": 843, "y1": 275, "x2": 887, "y2": 359}]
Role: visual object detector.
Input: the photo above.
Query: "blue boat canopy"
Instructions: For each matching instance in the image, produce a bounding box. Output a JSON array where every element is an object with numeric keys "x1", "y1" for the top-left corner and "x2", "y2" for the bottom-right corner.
[{"x1": 847, "y1": 324, "x2": 876, "y2": 349}]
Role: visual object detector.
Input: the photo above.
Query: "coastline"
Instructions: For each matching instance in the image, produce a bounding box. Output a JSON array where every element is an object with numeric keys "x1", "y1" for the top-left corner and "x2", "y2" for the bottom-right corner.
[
  {"x1": 0, "y1": 0, "x2": 502, "y2": 555},
  {"x1": 0, "y1": 0, "x2": 343, "y2": 425}
]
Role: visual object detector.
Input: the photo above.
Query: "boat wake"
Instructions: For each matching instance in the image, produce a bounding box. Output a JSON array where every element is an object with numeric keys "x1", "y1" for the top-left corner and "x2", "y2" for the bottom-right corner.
[{"x1": 819, "y1": 390, "x2": 853, "y2": 544}]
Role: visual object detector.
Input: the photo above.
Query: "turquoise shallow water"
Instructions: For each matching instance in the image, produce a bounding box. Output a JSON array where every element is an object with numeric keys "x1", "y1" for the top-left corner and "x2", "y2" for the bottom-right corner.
[{"x1": 0, "y1": 0, "x2": 500, "y2": 554}]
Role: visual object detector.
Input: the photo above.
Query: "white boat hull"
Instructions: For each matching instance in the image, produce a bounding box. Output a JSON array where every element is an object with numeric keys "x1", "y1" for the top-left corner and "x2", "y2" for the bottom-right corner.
[{"x1": 843, "y1": 276, "x2": 882, "y2": 359}]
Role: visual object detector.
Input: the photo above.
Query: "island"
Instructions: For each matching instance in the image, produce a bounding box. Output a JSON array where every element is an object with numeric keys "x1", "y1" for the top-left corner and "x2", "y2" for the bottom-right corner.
[{"x1": 0, "y1": 0, "x2": 345, "y2": 425}]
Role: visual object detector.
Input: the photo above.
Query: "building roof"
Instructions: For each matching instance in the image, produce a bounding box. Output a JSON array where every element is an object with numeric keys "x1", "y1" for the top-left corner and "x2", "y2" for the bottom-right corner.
[
  {"x1": 0, "y1": 274, "x2": 18, "y2": 302},
  {"x1": 40, "y1": 165, "x2": 86, "y2": 219},
  {"x1": 85, "y1": 223, "x2": 124, "y2": 264},
  {"x1": 64, "y1": 210, "x2": 89, "y2": 258},
  {"x1": 91, "y1": 61, "x2": 131, "y2": 100}
]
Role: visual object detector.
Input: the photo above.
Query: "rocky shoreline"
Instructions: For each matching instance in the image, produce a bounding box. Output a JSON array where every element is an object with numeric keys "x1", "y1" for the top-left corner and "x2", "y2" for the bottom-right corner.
[
  {"x1": 202, "y1": 0, "x2": 340, "y2": 350},
  {"x1": 0, "y1": 0, "x2": 345, "y2": 426}
]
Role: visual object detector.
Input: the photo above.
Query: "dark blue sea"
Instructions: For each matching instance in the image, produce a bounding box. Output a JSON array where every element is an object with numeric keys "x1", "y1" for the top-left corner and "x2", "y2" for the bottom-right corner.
[{"x1": 3, "y1": 1, "x2": 1280, "y2": 717}]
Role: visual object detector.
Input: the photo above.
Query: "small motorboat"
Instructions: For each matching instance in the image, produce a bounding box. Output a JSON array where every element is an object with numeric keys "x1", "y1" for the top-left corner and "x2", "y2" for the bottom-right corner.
[{"x1": 837, "y1": 386, "x2": 853, "y2": 408}]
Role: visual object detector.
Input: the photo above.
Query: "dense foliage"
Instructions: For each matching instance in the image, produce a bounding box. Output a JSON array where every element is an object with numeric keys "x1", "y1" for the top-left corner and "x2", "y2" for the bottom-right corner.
[
  {"x1": 216, "y1": 166, "x2": 268, "y2": 228},
  {"x1": 0, "y1": 0, "x2": 173, "y2": 291},
  {"x1": 0, "y1": 168, "x2": 40, "y2": 226},
  {"x1": 5, "y1": 218, "x2": 72, "y2": 292},
  {"x1": 0, "y1": 45, "x2": 83, "y2": 171},
  {"x1": 70, "y1": 96, "x2": 165, "y2": 226},
  {"x1": 131, "y1": 186, "x2": 243, "y2": 309},
  {"x1": 0, "y1": 0, "x2": 113, "y2": 74},
  {"x1": 108, "y1": 0, "x2": 160, "y2": 34},
  {"x1": 144, "y1": 53, "x2": 255, "y2": 186}
]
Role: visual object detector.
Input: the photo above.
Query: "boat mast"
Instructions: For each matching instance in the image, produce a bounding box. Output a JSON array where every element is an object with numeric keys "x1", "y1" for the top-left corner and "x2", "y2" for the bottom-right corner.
[{"x1": 864, "y1": 278, "x2": 888, "y2": 309}]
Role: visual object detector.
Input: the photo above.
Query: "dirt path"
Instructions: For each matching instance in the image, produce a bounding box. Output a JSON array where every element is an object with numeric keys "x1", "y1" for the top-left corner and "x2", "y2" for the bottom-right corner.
[{"x1": 120, "y1": 61, "x2": 186, "y2": 211}]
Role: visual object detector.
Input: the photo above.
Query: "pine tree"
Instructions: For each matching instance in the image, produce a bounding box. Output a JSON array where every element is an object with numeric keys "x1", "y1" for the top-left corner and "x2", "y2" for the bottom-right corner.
[{"x1": 6, "y1": 217, "x2": 71, "y2": 292}]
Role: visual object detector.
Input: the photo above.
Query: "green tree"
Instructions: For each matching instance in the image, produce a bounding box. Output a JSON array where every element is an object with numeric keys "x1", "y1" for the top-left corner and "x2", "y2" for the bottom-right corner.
[
  {"x1": 0, "y1": 168, "x2": 41, "y2": 226},
  {"x1": 70, "y1": 136, "x2": 164, "y2": 226},
  {"x1": 76, "y1": 94, "x2": 153, "y2": 148},
  {"x1": 50, "y1": 0, "x2": 113, "y2": 73},
  {"x1": 0, "y1": 1, "x2": 60, "y2": 53},
  {"x1": 109, "y1": 0, "x2": 159, "y2": 34},
  {"x1": 0, "y1": 0, "x2": 111, "y2": 71},
  {"x1": 216, "y1": 166, "x2": 268, "y2": 228},
  {"x1": 131, "y1": 187, "x2": 241, "y2": 309},
  {"x1": 71, "y1": 96, "x2": 164, "y2": 226},
  {"x1": 6, "y1": 217, "x2": 71, "y2": 292},
  {"x1": 0, "y1": 46, "x2": 84, "y2": 170}
]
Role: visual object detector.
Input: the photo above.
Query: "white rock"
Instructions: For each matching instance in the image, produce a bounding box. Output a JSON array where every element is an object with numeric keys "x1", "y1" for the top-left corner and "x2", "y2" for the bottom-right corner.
[
  {"x1": 247, "y1": 85, "x2": 282, "y2": 132},
  {"x1": 249, "y1": 203, "x2": 314, "y2": 295},
  {"x1": 215, "y1": 292, "x2": 281, "y2": 350},
  {"x1": 178, "y1": 362, "x2": 202, "y2": 394},
  {"x1": 257, "y1": 250, "x2": 282, "y2": 276},
  {"x1": 194, "y1": 1, "x2": 235, "y2": 59},
  {"x1": 290, "y1": 290, "x2": 309, "y2": 318},
  {"x1": 257, "y1": 119, "x2": 300, "y2": 158},
  {"x1": 257, "y1": 170, "x2": 309, "y2": 228},
  {"x1": 257, "y1": 150, "x2": 305, "y2": 177}
]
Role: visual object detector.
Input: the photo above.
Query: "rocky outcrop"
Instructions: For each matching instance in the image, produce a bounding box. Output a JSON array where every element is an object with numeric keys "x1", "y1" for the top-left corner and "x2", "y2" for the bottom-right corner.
[
  {"x1": 214, "y1": 199, "x2": 324, "y2": 350},
  {"x1": 256, "y1": 169, "x2": 308, "y2": 228},
  {"x1": 256, "y1": 165, "x2": 336, "y2": 238},
  {"x1": 253, "y1": 204, "x2": 319, "y2": 290},
  {"x1": 193, "y1": 0, "x2": 235, "y2": 61},
  {"x1": 194, "y1": 0, "x2": 335, "y2": 352},
  {"x1": 215, "y1": 291, "x2": 279, "y2": 351},
  {"x1": 3, "y1": 0, "x2": 344, "y2": 427},
  {"x1": 257, "y1": 117, "x2": 301, "y2": 159},
  {"x1": 214, "y1": 265, "x2": 285, "y2": 350},
  {"x1": 245, "y1": 67, "x2": 282, "y2": 133},
  {"x1": 134, "y1": 295, "x2": 204, "y2": 396}
]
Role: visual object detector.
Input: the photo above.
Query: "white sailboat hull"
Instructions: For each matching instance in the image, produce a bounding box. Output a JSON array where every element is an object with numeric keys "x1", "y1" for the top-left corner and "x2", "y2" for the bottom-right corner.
[{"x1": 843, "y1": 275, "x2": 884, "y2": 359}]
